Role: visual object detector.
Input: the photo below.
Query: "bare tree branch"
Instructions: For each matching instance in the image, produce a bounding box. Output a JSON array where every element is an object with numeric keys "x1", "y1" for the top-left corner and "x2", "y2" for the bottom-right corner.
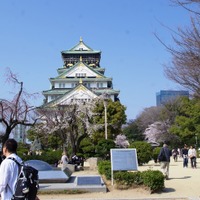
[
  {"x1": 0, "y1": 69, "x2": 38, "y2": 145},
  {"x1": 171, "y1": 0, "x2": 200, "y2": 15}
]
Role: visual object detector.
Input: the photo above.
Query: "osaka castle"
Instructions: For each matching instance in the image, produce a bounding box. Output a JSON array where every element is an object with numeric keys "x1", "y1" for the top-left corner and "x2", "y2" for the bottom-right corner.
[{"x1": 42, "y1": 38, "x2": 120, "y2": 107}]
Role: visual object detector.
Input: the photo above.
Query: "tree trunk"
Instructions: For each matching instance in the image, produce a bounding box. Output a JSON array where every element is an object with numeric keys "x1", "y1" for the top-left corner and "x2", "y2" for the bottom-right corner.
[{"x1": 1, "y1": 127, "x2": 12, "y2": 149}]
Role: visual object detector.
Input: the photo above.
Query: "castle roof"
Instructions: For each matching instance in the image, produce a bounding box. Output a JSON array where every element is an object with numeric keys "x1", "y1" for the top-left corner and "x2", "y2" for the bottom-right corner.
[{"x1": 61, "y1": 37, "x2": 101, "y2": 54}]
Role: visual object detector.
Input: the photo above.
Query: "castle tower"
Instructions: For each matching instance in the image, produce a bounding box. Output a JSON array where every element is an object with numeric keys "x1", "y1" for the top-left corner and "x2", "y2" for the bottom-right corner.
[{"x1": 42, "y1": 38, "x2": 120, "y2": 107}]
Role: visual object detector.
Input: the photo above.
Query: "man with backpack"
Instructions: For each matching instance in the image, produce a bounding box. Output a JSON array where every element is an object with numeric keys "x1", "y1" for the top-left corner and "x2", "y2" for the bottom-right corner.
[
  {"x1": 158, "y1": 143, "x2": 172, "y2": 180},
  {"x1": 0, "y1": 139, "x2": 22, "y2": 200}
]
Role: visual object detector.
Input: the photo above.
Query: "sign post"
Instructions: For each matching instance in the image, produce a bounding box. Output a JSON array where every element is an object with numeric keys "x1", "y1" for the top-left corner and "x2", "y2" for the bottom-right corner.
[{"x1": 110, "y1": 148, "x2": 138, "y2": 185}]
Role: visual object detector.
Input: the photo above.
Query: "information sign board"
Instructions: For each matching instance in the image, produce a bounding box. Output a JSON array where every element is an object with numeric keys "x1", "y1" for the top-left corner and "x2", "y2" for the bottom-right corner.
[
  {"x1": 110, "y1": 148, "x2": 138, "y2": 185},
  {"x1": 111, "y1": 148, "x2": 138, "y2": 171}
]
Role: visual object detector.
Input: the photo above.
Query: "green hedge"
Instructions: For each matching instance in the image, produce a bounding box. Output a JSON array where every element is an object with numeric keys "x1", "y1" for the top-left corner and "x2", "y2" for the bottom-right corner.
[
  {"x1": 114, "y1": 171, "x2": 143, "y2": 186},
  {"x1": 114, "y1": 170, "x2": 164, "y2": 193},
  {"x1": 98, "y1": 160, "x2": 111, "y2": 180},
  {"x1": 129, "y1": 141, "x2": 153, "y2": 165},
  {"x1": 19, "y1": 150, "x2": 62, "y2": 165},
  {"x1": 152, "y1": 147, "x2": 162, "y2": 163},
  {"x1": 142, "y1": 170, "x2": 164, "y2": 192},
  {"x1": 98, "y1": 161, "x2": 164, "y2": 193}
]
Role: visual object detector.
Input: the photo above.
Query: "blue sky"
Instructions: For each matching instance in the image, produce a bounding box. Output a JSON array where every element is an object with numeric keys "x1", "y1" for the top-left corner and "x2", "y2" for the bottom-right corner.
[{"x1": 0, "y1": 0, "x2": 191, "y2": 120}]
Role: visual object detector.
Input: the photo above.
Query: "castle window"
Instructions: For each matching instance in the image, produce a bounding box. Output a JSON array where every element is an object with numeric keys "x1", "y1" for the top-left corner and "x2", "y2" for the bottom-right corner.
[
  {"x1": 71, "y1": 83, "x2": 78, "y2": 88},
  {"x1": 84, "y1": 83, "x2": 90, "y2": 88},
  {"x1": 76, "y1": 73, "x2": 86, "y2": 78},
  {"x1": 59, "y1": 83, "x2": 65, "y2": 88},
  {"x1": 97, "y1": 83, "x2": 103, "y2": 88}
]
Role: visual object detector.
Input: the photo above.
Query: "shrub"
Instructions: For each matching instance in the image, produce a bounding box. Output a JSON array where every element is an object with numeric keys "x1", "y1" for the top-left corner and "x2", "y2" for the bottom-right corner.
[
  {"x1": 98, "y1": 160, "x2": 111, "y2": 180},
  {"x1": 20, "y1": 149, "x2": 62, "y2": 165},
  {"x1": 98, "y1": 161, "x2": 164, "y2": 193},
  {"x1": 95, "y1": 139, "x2": 115, "y2": 160},
  {"x1": 98, "y1": 160, "x2": 164, "y2": 193},
  {"x1": 17, "y1": 142, "x2": 30, "y2": 156},
  {"x1": 132, "y1": 171, "x2": 143, "y2": 185},
  {"x1": 152, "y1": 147, "x2": 162, "y2": 163},
  {"x1": 44, "y1": 150, "x2": 62, "y2": 164},
  {"x1": 79, "y1": 138, "x2": 95, "y2": 158},
  {"x1": 114, "y1": 170, "x2": 164, "y2": 192},
  {"x1": 114, "y1": 171, "x2": 143, "y2": 186},
  {"x1": 129, "y1": 141, "x2": 152, "y2": 165},
  {"x1": 142, "y1": 170, "x2": 164, "y2": 193}
]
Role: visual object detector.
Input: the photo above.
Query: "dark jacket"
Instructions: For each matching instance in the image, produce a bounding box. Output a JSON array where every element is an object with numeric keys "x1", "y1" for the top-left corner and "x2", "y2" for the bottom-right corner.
[
  {"x1": 182, "y1": 148, "x2": 188, "y2": 156},
  {"x1": 158, "y1": 146, "x2": 172, "y2": 162}
]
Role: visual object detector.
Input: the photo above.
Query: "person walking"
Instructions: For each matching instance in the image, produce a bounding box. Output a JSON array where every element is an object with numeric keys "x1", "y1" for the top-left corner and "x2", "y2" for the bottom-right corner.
[
  {"x1": 188, "y1": 145, "x2": 197, "y2": 168},
  {"x1": 172, "y1": 148, "x2": 178, "y2": 162},
  {"x1": 60, "y1": 151, "x2": 69, "y2": 170},
  {"x1": 182, "y1": 144, "x2": 188, "y2": 168},
  {"x1": 0, "y1": 151, "x2": 3, "y2": 165},
  {"x1": 0, "y1": 139, "x2": 22, "y2": 200},
  {"x1": 158, "y1": 143, "x2": 172, "y2": 180},
  {"x1": 61, "y1": 151, "x2": 69, "y2": 164}
]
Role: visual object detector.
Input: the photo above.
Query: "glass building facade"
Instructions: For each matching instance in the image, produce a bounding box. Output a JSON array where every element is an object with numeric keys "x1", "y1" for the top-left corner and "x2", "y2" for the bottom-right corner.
[{"x1": 156, "y1": 90, "x2": 189, "y2": 106}]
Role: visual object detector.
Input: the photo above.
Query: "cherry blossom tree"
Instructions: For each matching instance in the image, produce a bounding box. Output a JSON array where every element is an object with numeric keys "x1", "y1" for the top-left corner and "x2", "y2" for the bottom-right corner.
[
  {"x1": 35, "y1": 99, "x2": 99, "y2": 154},
  {"x1": 0, "y1": 68, "x2": 38, "y2": 146},
  {"x1": 143, "y1": 121, "x2": 180, "y2": 146},
  {"x1": 33, "y1": 93, "x2": 126, "y2": 155},
  {"x1": 114, "y1": 134, "x2": 129, "y2": 148}
]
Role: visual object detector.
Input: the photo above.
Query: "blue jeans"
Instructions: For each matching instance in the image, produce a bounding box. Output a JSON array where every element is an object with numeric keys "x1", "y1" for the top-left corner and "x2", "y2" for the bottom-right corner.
[
  {"x1": 190, "y1": 157, "x2": 196, "y2": 168},
  {"x1": 183, "y1": 157, "x2": 188, "y2": 167}
]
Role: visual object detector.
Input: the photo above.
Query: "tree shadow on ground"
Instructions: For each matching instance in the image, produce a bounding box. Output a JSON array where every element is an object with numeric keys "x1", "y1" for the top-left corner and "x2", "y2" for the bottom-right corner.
[
  {"x1": 168, "y1": 176, "x2": 191, "y2": 180},
  {"x1": 155, "y1": 176, "x2": 191, "y2": 194},
  {"x1": 159, "y1": 187, "x2": 176, "y2": 193},
  {"x1": 143, "y1": 163, "x2": 180, "y2": 167}
]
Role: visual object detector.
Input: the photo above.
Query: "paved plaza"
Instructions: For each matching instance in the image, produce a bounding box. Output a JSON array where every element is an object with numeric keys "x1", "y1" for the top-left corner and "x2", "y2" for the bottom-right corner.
[{"x1": 37, "y1": 158, "x2": 200, "y2": 200}]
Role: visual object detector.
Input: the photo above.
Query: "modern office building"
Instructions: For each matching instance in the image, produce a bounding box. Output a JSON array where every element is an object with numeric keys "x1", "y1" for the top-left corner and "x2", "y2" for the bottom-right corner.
[
  {"x1": 156, "y1": 90, "x2": 189, "y2": 106},
  {"x1": 12, "y1": 124, "x2": 29, "y2": 143},
  {"x1": 42, "y1": 38, "x2": 120, "y2": 107}
]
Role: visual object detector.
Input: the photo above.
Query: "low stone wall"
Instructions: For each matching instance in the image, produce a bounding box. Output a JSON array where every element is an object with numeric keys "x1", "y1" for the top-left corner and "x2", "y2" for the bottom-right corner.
[{"x1": 85, "y1": 157, "x2": 99, "y2": 171}]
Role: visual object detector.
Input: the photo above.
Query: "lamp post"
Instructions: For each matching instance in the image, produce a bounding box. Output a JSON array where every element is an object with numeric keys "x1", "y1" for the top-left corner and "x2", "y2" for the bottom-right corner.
[
  {"x1": 195, "y1": 134, "x2": 198, "y2": 148},
  {"x1": 103, "y1": 93, "x2": 109, "y2": 140}
]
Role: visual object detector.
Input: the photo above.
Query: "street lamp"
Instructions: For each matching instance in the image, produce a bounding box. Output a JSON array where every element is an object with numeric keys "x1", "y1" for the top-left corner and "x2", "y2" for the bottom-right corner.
[
  {"x1": 195, "y1": 134, "x2": 198, "y2": 148},
  {"x1": 103, "y1": 93, "x2": 109, "y2": 140}
]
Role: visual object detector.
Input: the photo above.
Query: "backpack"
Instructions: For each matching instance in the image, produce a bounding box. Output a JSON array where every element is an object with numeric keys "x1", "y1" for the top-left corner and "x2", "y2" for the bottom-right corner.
[
  {"x1": 8, "y1": 157, "x2": 39, "y2": 200},
  {"x1": 158, "y1": 148, "x2": 167, "y2": 162}
]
